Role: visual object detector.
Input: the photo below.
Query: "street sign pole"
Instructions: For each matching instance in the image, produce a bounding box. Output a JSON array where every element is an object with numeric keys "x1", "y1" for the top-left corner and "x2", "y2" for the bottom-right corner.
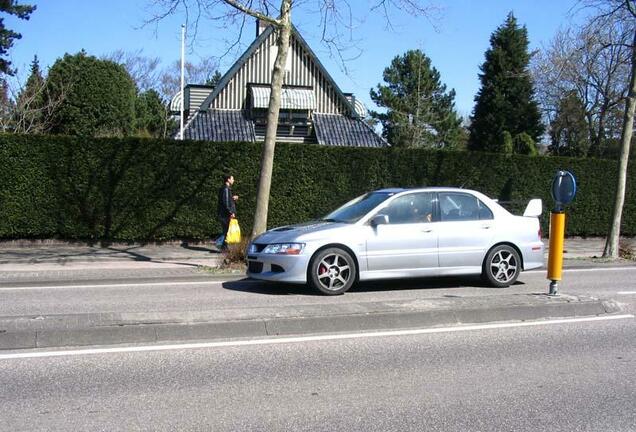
[
  {"x1": 547, "y1": 170, "x2": 576, "y2": 296},
  {"x1": 547, "y1": 211, "x2": 565, "y2": 295}
]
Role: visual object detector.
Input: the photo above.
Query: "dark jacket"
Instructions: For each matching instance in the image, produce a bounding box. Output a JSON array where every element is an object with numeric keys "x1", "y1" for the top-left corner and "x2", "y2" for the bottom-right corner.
[{"x1": 218, "y1": 184, "x2": 236, "y2": 219}]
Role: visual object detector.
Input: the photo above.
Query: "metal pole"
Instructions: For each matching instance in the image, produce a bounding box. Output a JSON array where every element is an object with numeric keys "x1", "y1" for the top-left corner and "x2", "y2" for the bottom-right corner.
[
  {"x1": 179, "y1": 24, "x2": 185, "y2": 141},
  {"x1": 547, "y1": 211, "x2": 566, "y2": 296}
]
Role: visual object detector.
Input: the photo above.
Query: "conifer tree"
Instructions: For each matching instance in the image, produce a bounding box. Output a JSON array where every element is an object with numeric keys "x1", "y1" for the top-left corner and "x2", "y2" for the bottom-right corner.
[
  {"x1": 135, "y1": 89, "x2": 169, "y2": 138},
  {"x1": 0, "y1": 1, "x2": 36, "y2": 76},
  {"x1": 513, "y1": 132, "x2": 538, "y2": 156},
  {"x1": 45, "y1": 51, "x2": 137, "y2": 137},
  {"x1": 469, "y1": 13, "x2": 544, "y2": 152},
  {"x1": 370, "y1": 49, "x2": 464, "y2": 149},
  {"x1": 13, "y1": 55, "x2": 46, "y2": 131},
  {"x1": 549, "y1": 91, "x2": 590, "y2": 157}
]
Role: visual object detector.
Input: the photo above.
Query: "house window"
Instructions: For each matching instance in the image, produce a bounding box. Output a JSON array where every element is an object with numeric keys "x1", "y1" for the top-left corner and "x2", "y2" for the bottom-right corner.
[
  {"x1": 248, "y1": 85, "x2": 317, "y2": 142},
  {"x1": 252, "y1": 109, "x2": 313, "y2": 139}
]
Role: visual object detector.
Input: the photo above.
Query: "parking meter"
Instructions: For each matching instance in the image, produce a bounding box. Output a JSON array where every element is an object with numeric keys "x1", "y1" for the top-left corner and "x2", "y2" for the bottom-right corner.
[{"x1": 547, "y1": 171, "x2": 577, "y2": 296}]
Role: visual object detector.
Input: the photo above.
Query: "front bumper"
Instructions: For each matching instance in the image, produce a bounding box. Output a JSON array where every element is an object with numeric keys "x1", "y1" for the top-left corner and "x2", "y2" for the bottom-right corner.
[{"x1": 246, "y1": 252, "x2": 311, "y2": 284}]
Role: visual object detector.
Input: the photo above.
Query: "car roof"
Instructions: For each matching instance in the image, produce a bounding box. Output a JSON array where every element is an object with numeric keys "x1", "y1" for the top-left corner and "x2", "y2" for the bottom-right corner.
[
  {"x1": 374, "y1": 187, "x2": 474, "y2": 193},
  {"x1": 374, "y1": 188, "x2": 408, "y2": 193}
]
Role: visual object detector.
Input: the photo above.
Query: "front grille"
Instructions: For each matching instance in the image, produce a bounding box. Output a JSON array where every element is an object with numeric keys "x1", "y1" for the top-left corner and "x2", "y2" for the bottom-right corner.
[{"x1": 248, "y1": 261, "x2": 263, "y2": 273}]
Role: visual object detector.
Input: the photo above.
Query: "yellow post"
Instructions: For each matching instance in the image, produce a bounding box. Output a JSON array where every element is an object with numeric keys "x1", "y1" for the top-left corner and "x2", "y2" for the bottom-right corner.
[{"x1": 547, "y1": 211, "x2": 566, "y2": 295}]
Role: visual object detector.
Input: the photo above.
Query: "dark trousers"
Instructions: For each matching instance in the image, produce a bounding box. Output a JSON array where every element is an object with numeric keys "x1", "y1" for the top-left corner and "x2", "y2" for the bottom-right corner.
[{"x1": 219, "y1": 216, "x2": 231, "y2": 248}]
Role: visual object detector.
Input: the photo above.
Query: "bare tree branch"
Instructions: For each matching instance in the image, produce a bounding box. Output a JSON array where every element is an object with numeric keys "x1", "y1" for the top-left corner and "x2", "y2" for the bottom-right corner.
[
  {"x1": 222, "y1": 0, "x2": 281, "y2": 25},
  {"x1": 532, "y1": 11, "x2": 632, "y2": 156},
  {"x1": 1, "y1": 75, "x2": 70, "y2": 134},
  {"x1": 104, "y1": 50, "x2": 162, "y2": 92}
]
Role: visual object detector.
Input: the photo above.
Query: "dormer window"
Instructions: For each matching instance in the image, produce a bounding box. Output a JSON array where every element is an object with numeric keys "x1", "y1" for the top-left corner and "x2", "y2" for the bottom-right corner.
[{"x1": 248, "y1": 84, "x2": 316, "y2": 142}]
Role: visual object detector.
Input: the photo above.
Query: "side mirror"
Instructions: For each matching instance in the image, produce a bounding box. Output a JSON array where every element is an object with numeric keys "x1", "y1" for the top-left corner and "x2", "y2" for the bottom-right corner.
[
  {"x1": 371, "y1": 214, "x2": 389, "y2": 227},
  {"x1": 523, "y1": 199, "x2": 543, "y2": 217}
]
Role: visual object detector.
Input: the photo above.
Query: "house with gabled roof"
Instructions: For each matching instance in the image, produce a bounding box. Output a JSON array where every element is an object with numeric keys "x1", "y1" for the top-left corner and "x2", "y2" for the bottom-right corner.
[{"x1": 175, "y1": 20, "x2": 387, "y2": 148}]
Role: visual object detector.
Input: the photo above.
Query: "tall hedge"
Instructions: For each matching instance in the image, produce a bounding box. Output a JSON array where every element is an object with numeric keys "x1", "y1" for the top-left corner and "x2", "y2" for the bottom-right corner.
[{"x1": 0, "y1": 133, "x2": 634, "y2": 241}]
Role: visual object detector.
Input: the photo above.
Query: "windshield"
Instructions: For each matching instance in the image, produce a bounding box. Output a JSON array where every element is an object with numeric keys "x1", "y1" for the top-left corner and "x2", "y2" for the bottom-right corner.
[{"x1": 323, "y1": 192, "x2": 394, "y2": 223}]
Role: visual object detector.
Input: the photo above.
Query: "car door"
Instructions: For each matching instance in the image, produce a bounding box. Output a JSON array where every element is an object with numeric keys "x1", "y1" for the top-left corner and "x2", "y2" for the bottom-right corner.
[
  {"x1": 436, "y1": 192, "x2": 495, "y2": 269},
  {"x1": 365, "y1": 192, "x2": 439, "y2": 272}
]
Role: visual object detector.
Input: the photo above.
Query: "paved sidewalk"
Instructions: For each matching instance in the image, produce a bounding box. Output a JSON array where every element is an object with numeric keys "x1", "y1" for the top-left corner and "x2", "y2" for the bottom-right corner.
[
  {"x1": 0, "y1": 241, "x2": 224, "y2": 273},
  {"x1": 0, "y1": 237, "x2": 633, "y2": 270}
]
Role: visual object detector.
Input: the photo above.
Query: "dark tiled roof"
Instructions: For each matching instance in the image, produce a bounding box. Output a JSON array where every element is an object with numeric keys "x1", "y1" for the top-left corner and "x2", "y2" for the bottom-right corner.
[
  {"x1": 313, "y1": 113, "x2": 388, "y2": 148},
  {"x1": 184, "y1": 110, "x2": 255, "y2": 142},
  {"x1": 183, "y1": 109, "x2": 387, "y2": 148}
]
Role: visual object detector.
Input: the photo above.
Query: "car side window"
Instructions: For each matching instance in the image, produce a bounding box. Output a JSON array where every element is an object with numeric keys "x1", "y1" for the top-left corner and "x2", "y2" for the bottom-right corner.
[
  {"x1": 478, "y1": 200, "x2": 494, "y2": 220},
  {"x1": 439, "y1": 193, "x2": 486, "y2": 222},
  {"x1": 381, "y1": 193, "x2": 435, "y2": 225}
]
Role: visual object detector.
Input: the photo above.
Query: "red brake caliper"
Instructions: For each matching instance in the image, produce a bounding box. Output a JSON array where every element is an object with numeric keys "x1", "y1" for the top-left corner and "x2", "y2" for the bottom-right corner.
[{"x1": 319, "y1": 265, "x2": 327, "y2": 275}]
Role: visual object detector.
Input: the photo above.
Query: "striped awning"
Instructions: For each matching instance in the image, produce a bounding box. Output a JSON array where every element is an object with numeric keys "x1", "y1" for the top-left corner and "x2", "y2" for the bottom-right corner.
[{"x1": 251, "y1": 86, "x2": 316, "y2": 110}]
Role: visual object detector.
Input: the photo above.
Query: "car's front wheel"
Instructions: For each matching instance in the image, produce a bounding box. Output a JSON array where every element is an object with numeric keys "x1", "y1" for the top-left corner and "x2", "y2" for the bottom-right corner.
[
  {"x1": 482, "y1": 244, "x2": 521, "y2": 288},
  {"x1": 309, "y1": 247, "x2": 357, "y2": 295}
]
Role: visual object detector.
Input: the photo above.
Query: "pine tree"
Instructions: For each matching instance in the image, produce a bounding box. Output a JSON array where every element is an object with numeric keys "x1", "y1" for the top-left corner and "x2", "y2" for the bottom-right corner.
[
  {"x1": 206, "y1": 70, "x2": 222, "y2": 88},
  {"x1": 370, "y1": 49, "x2": 464, "y2": 149},
  {"x1": 24, "y1": 55, "x2": 43, "y2": 87},
  {"x1": 0, "y1": 78, "x2": 11, "y2": 126},
  {"x1": 13, "y1": 55, "x2": 46, "y2": 132},
  {"x1": 469, "y1": 13, "x2": 544, "y2": 152},
  {"x1": 135, "y1": 89, "x2": 168, "y2": 138},
  {"x1": 0, "y1": 1, "x2": 36, "y2": 76},
  {"x1": 549, "y1": 91, "x2": 591, "y2": 157},
  {"x1": 500, "y1": 130, "x2": 513, "y2": 154},
  {"x1": 513, "y1": 132, "x2": 538, "y2": 156}
]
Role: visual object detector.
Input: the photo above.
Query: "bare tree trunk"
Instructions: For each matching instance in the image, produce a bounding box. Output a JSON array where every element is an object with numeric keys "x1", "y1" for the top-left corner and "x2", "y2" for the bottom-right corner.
[
  {"x1": 250, "y1": 0, "x2": 292, "y2": 239},
  {"x1": 603, "y1": 26, "x2": 636, "y2": 258}
]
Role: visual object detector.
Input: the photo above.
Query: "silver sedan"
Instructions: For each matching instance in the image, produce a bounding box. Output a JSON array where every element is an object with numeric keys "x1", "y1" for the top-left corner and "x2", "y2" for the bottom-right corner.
[{"x1": 247, "y1": 188, "x2": 544, "y2": 295}]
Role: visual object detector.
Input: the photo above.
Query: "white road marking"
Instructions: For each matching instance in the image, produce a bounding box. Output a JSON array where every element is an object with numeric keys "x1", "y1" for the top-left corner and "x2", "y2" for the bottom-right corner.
[
  {"x1": 0, "y1": 314, "x2": 632, "y2": 361},
  {"x1": 525, "y1": 267, "x2": 636, "y2": 274},
  {"x1": 2, "y1": 266, "x2": 635, "y2": 291},
  {"x1": 617, "y1": 291, "x2": 636, "y2": 295}
]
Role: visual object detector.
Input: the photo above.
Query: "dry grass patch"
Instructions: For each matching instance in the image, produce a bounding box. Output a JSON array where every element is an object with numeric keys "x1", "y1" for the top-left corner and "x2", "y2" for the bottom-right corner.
[
  {"x1": 223, "y1": 238, "x2": 249, "y2": 266},
  {"x1": 619, "y1": 239, "x2": 635, "y2": 261}
]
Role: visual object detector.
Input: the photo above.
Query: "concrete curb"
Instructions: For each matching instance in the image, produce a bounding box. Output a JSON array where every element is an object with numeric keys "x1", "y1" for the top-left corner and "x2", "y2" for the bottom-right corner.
[{"x1": 0, "y1": 295, "x2": 623, "y2": 351}]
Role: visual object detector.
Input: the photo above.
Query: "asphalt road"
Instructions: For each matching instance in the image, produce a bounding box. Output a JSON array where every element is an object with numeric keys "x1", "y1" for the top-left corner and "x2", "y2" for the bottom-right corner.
[
  {"x1": 1, "y1": 312, "x2": 634, "y2": 431},
  {"x1": 1, "y1": 266, "x2": 635, "y2": 317}
]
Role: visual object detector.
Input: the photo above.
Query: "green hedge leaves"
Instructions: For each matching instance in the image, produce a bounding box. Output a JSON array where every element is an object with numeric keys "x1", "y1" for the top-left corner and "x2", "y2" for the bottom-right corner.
[{"x1": 0, "y1": 134, "x2": 633, "y2": 241}]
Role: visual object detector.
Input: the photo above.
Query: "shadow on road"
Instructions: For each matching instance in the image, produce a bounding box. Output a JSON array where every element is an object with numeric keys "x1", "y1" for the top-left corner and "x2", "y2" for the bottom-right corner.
[
  {"x1": 352, "y1": 276, "x2": 507, "y2": 292},
  {"x1": 222, "y1": 276, "x2": 525, "y2": 296},
  {"x1": 180, "y1": 241, "x2": 219, "y2": 254},
  {"x1": 222, "y1": 280, "x2": 317, "y2": 296}
]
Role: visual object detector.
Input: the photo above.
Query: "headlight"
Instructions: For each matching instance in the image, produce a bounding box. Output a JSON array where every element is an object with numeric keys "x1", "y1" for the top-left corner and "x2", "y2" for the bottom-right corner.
[{"x1": 262, "y1": 243, "x2": 305, "y2": 255}]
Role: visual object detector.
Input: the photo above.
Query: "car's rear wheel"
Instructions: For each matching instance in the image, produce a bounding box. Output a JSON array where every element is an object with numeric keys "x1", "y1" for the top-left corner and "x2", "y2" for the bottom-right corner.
[
  {"x1": 482, "y1": 244, "x2": 521, "y2": 288},
  {"x1": 309, "y1": 247, "x2": 356, "y2": 295}
]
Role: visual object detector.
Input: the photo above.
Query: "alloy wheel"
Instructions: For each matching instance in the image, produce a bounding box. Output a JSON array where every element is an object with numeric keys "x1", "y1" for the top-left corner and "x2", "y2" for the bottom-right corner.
[
  {"x1": 489, "y1": 249, "x2": 518, "y2": 284},
  {"x1": 316, "y1": 252, "x2": 352, "y2": 292}
]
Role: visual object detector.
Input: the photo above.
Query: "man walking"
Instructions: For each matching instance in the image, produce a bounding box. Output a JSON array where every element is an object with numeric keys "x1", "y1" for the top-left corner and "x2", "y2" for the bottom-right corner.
[{"x1": 218, "y1": 174, "x2": 238, "y2": 250}]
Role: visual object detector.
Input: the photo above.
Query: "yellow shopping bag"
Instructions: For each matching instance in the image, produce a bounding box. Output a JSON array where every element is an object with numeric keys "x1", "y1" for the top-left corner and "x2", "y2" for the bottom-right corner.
[{"x1": 226, "y1": 218, "x2": 241, "y2": 244}]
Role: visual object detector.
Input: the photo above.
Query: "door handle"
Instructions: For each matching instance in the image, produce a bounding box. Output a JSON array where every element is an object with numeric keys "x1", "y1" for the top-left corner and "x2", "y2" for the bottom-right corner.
[
  {"x1": 421, "y1": 228, "x2": 434, "y2": 233},
  {"x1": 481, "y1": 225, "x2": 492, "y2": 229}
]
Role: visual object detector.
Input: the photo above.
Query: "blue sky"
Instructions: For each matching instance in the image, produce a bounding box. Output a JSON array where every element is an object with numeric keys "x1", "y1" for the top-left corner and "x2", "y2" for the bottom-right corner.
[{"x1": 6, "y1": 0, "x2": 583, "y2": 117}]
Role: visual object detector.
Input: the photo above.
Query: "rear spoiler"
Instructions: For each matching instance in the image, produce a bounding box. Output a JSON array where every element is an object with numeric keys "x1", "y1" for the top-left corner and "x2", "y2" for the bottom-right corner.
[{"x1": 523, "y1": 199, "x2": 543, "y2": 217}]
